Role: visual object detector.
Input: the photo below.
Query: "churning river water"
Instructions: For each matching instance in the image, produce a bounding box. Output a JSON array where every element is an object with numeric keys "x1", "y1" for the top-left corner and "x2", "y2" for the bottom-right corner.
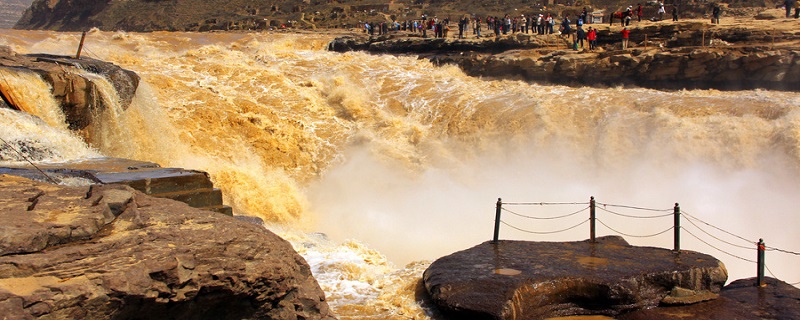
[{"x1": 1, "y1": 28, "x2": 798, "y2": 318}]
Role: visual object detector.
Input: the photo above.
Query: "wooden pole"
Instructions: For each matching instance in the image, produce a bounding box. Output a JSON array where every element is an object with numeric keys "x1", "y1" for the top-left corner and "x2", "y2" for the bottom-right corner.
[
  {"x1": 757, "y1": 239, "x2": 766, "y2": 286},
  {"x1": 75, "y1": 31, "x2": 87, "y2": 59},
  {"x1": 493, "y1": 198, "x2": 502, "y2": 243},
  {"x1": 673, "y1": 203, "x2": 680, "y2": 252},
  {"x1": 590, "y1": 196, "x2": 596, "y2": 242},
  {"x1": 702, "y1": 29, "x2": 705, "y2": 48}
]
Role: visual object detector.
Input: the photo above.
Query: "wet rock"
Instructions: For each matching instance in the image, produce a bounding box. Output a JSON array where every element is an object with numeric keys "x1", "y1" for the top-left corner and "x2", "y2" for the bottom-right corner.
[
  {"x1": 0, "y1": 175, "x2": 334, "y2": 320},
  {"x1": 620, "y1": 277, "x2": 800, "y2": 319},
  {"x1": 0, "y1": 46, "x2": 139, "y2": 133},
  {"x1": 422, "y1": 236, "x2": 727, "y2": 319}
]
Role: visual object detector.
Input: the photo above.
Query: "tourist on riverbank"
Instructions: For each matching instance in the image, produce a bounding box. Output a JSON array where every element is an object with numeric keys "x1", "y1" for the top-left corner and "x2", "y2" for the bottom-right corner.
[
  {"x1": 625, "y1": 6, "x2": 633, "y2": 26},
  {"x1": 785, "y1": 0, "x2": 794, "y2": 18},
  {"x1": 576, "y1": 25, "x2": 586, "y2": 49},
  {"x1": 621, "y1": 27, "x2": 630, "y2": 49},
  {"x1": 588, "y1": 27, "x2": 598, "y2": 51},
  {"x1": 712, "y1": 4, "x2": 721, "y2": 24},
  {"x1": 672, "y1": 5, "x2": 679, "y2": 21},
  {"x1": 637, "y1": 3, "x2": 643, "y2": 22},
  {"x1": 581, "y1": 8, "x2": 589, "y2": 25},
  {"x1": 561, "y1": 15, "x2": 572, "y2": 36},
  {"x1": 658, "y1": 1, "x2": 666, "y2": 20},
  {"x1": 795, "y1": 0, "x2": 799, "y2": 18}
]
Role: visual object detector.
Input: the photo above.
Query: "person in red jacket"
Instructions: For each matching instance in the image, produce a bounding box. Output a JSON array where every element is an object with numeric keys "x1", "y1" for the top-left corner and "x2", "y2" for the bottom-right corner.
[
  {"x1": 621, "y1": 27, "x2": 630, "y2": 49},
  {"x1": 637, "y1": 3, "x2": 643, "y2": 22},
  {"x1": 587, "y1": 27, "x2": 597, "y2": 51}
]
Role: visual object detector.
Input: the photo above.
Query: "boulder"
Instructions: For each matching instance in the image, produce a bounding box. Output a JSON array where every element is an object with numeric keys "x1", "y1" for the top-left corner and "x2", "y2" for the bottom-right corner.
[
  {"x1": 620, "y1": 277, "x2": 800, "y2": 319},
  {"x1": 0, "y1": 175, "x2": 334, "y2": 320},
  {"x1": 422, "y1": 236, "x2": 728, "y2": 319},
  {"x1": 0, "y1": 47, "x2": 139, "y2": 134}
]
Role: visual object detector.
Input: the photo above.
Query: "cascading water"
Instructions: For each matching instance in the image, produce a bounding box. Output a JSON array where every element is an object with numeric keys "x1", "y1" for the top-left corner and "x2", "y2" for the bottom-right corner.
[{"x1": 1, "y1": 28, "x2": 798, "y2": 318}]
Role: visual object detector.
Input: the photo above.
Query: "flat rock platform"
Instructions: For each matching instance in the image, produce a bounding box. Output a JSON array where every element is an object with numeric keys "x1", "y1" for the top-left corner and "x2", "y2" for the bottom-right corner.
[{"x1": 423, "y1": 236, "x2": 728, "y2": 319}]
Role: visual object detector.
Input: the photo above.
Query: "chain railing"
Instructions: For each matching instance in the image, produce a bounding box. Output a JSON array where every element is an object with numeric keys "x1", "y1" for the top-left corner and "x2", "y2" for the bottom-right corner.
[{"x1": 492, "y1": 196, "x2": 799, "y2": 287}]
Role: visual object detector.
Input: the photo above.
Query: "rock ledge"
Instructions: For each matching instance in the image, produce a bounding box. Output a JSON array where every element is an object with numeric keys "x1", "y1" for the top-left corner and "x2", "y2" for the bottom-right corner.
[{"x1": 423, "y1": 236, "x2": 728, "y2": 319}]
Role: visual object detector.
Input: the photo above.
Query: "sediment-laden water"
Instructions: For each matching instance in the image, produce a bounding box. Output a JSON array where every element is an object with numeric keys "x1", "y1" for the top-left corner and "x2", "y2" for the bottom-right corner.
[{"x1": 1, "y1": 28, "x2": 798, "y2": 318}]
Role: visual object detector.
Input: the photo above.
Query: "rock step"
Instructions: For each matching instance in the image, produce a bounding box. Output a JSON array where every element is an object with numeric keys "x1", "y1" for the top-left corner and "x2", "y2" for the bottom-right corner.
[
  {"x1": 92, "y1": 168, "x2": 214, "y2": 195},
  {"x1": 150, "y1": 188, "x2": 224, "y2": 211},
  {"x1": 0, "y1": 158, "x2": 233, "y2": 216},
  {"x1": 204, "y1": 204, "x2": 234, "y2": 216}
]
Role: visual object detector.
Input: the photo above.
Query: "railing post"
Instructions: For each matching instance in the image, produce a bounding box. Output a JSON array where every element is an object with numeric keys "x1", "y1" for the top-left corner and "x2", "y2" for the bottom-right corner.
[
  {"x1": 590, "y1": 196, "x2": 596, "y2": 242},
  {"x1": 757, "y1": 238, "x2": 765, "y2": 287},
  {"x1": 673, "y1": 203, "x2": 680, "y2": 252},
  {"x1": 75, "y1": 31, "x2": 87, "y2": 59},
  {"x1": 493, "y1": 198, "x2": 502, "y2": 243}
]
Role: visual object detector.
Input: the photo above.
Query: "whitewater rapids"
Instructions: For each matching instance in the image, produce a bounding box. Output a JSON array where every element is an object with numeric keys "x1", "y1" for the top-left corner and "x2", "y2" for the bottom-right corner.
[{"x1": 1, "y1": 28, "x2": 798, "y2": 318}]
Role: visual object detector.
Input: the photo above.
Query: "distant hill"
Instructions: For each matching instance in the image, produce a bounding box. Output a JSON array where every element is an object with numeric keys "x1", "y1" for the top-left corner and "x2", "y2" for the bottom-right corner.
[
  {"x1": 0, "y1": 0, "x2": 34, "y2": 29},
  {"x1": 13, "y1": 0, "x2": 772, "y2": 32}
]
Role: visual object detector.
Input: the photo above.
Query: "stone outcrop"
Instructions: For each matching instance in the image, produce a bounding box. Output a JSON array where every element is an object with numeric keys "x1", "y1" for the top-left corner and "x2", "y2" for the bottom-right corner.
[
  {"x1": 0, "y1": 174, "x2": 334, "y2": 319},
  {"x1": 444, "y1": 47, "x2": 799, "y2": 90},
  {"x1": 0, "y1": 46, "x2": 140, "y2": 134},
  {"x1": 423, "y1": 236, "x2": 728, "y2": 319},
  {"x1": 0, "y1": 0, "x2": 33, "y2": 29},
  {"x1": 620, "y1": 277, "x2": 800, "y2": 319},
  {"x1": 0, "y1": 157, "x2": 233, "y2": 215},
  {"x1": 328, "y1": 22, "x2": 800, "y2": 91}
]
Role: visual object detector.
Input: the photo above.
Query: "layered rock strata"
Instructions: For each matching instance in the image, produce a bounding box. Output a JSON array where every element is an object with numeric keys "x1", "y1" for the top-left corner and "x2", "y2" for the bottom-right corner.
[
  {"x1": 0, "y1": 46, "x2": 139, "y2": 137},
  {"x1": 0, "y1": 175, "x2": 334, "y2": 319},
  {"x1": 0, "y1": 158, "x2": 233, "y2": 215},
  {"x1": 328, "y1": 23, "x2": 800, "y2": 90}
]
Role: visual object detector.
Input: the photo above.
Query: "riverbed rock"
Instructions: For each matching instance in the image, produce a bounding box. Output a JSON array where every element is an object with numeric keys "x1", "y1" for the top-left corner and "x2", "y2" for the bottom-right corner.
[
  {"x1": 0, "y1": 174, "x2": 334, "y2": 320},
  {"x1": 0, "y1": 46, "x2": 139, "y2": 135},
  {"x1": 620, "y1": 277, "x2": 800, "y2": 319},
  {"x1": 328, "y1": 22, "x2": 800, "y2": 91},
  {"x1": 422, "y1": 236, "x2": 728, "y2": 319}
]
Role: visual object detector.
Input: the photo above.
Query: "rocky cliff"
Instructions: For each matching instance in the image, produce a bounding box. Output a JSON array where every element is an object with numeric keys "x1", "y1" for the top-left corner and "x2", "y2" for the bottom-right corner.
[
  {"x1": 0, "y1": 45, "x2": 139, "y2": 146},
  {"x1": 328, "y1": 19, "x2": 800, "y2": 91},
  {"x1": 12, "y1": 0, "x2": 771, "y2": 32},
  {"x1": 0, "y1": 174, "x2": 335, "y2": 319},
  {"x1": 0, "y1": 0, "x2": 33, "y2": 29}
]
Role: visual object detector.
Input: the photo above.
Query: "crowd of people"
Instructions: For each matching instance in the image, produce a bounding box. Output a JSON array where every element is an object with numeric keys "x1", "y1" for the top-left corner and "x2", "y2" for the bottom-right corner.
[
  {"x1": 364, "y1": 8, "x2": 596, "y2": 39},
  {"x1": 360, "y1": 1, "x2": 796, "y2": 51}
]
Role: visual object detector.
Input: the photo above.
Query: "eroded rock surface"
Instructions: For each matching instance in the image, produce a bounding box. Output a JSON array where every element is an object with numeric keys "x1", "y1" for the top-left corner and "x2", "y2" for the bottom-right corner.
[
  {"x1": 620, "y1": 277, "x2": 800, "y2": 320},
  {"x1": 0, "y1": 174, "x2": 334, "y2": 319},
  {"x1": 0, "y1": 46, "x2": 140, "y2": 132},
  {"x1": 328, "y1": 22, "x2": 800, "y2": 91},
  {"x1": 423, "y1": 236, "x2": 727, "y2": 319}
]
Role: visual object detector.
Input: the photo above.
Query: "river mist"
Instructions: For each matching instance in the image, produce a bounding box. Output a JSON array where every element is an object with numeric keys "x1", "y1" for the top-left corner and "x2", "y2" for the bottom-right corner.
[{"x1": 1, "y1": 28, "x2": 798, "y2": 318}]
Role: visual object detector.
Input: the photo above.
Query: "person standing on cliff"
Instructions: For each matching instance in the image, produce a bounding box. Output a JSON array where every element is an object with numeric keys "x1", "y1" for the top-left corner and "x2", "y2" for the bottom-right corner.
[
  {"x1": 587, "y1": 26, "x2": 598, "y2": 51},
  {"x1": 637, "y1": 3, "x2": 643, "y2": 22},
  {"x1": 672, "y1": 5, "x2": 678, "y2": 21},
  {"x1": 712, "y1": 4, "x2": 721, "y2": 24},
  {"x1": 576, "y1": 25, "x2": 586, "y2": 49},
  {"x1": 795, "y1": 0, "x2": 799, "y2": 18},
  {"x1": 621, "y1": 27, "x2": 630, "y2": 49},
  {"x1": 784, "y1": 0, "x2": 794, "y2": 18}
]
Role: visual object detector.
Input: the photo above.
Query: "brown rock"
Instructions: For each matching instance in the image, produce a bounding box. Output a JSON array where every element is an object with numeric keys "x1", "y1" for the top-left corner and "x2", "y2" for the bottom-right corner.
[
  {"x1": 423, "y1": 236, "x2": 727, "y2": 319},
  {"x1": 620, "y1": 277, "x2": 800, "y2": 320},
  {"x1": 0, "y1": 48, "x2": 139, "y2": 135},
  {"x1": 0, "y1": 175, "x2": 335, "y2": 320}
]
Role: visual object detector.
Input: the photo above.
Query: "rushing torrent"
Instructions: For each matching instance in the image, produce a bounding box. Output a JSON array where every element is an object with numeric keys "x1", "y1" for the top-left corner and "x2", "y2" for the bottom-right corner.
[{"x1": 1, "y1": 28, "x2": 799, "y2": 318}]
